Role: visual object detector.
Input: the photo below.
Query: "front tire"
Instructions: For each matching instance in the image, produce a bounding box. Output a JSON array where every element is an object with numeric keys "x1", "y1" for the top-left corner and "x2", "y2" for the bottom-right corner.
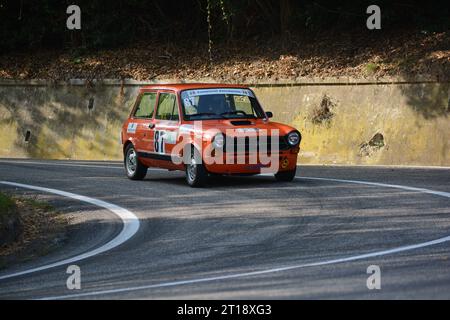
[
  {"x1": 274, "y1": 168, "x2": 296, "y2": 182},
  {"x1": 124, "y1": 144, "x2": 148, "y2": 180},
  {"x1": 185, "y1": 148, "x2": 208, "y2": 187}
]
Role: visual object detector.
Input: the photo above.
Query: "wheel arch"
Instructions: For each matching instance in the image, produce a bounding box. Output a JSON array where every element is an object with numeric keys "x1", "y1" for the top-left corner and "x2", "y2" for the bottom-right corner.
[{"x1": 123, "y1": 140, "x2": 134, "y2": 155}]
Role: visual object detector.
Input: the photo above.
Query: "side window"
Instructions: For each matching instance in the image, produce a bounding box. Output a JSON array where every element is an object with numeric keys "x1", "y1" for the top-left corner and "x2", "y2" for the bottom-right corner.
[
  {"x1": 233, "y1": 95, "x2": 254, "y2": 115},
  {"x1": 134, "y1": 92, "x2": 157, "y2": 118},
  {"x1": 156, "y1": 93, "x2": 179, "y2": 121}
]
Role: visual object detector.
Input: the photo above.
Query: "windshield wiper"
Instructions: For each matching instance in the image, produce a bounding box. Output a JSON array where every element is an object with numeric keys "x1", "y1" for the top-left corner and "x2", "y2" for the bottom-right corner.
[
  {"x1": 188, "y1": 112, "x2": 225, "y2": 118},
  {"x1": 220, "y1": 111, "x2": 255, "y2": 118}
]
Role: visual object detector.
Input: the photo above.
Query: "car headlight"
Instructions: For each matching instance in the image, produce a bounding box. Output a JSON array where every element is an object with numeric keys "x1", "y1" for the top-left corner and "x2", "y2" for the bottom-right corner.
[
  {"x1": 287, "y1": 131, "x2": 301, "y2": 146},
  {"x1": 212, "y1": 133, "x2": 225, "y2": 149}
]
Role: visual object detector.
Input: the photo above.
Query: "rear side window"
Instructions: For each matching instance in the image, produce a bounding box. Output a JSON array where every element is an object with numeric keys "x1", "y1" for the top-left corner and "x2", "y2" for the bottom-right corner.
[
  {"x1": 134, "y1": 92, "x2": 157, "y2": 118},
  {"x1": 156, "y1": 93, "x2": 179, "y2": 121}
]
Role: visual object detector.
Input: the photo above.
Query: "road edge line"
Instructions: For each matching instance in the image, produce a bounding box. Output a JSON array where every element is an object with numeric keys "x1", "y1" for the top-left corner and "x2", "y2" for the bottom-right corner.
[{"x1": 0, "y1": 181, "x2": 140, "y2": 281}]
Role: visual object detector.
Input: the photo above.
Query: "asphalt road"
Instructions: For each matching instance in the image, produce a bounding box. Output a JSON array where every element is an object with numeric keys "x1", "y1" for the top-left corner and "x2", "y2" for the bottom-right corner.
[{"x1": 0, "y1": 159, "x2": 449, "y2": 299}]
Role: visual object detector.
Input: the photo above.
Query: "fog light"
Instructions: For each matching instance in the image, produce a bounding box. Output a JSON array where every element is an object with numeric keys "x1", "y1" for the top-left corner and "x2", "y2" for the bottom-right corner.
[{"x1": 281, "y1": 158, "x2": 289, "y2": 169}]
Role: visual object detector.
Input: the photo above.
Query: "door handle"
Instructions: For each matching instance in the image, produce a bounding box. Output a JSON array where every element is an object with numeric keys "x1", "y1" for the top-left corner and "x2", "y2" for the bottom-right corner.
[{"x1": 148, "y1": 123, "x2": 155, "y2": 129}]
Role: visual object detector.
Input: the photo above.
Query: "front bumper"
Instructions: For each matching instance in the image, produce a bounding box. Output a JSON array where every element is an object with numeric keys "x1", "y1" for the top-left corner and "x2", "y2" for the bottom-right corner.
[{"x1": 204, "y1": 150, "x2": 298, "y2": 174}]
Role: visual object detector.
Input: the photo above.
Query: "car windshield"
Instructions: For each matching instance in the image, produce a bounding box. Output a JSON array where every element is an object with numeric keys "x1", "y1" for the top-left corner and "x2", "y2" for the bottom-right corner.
[{"x1": 180, "y1": 88, "x2": 265, "y2": 120}]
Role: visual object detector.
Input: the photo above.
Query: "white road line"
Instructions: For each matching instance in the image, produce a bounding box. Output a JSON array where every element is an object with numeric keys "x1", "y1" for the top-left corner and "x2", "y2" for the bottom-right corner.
[
  {"x1": 300, "y1": 176, "x2": 450, "y2": 198},
  {"x1": 0, "y1": 160, "x2": 123, "y2": 170},
  {"x1": 0, "y1": 160, "x2": 165, "y2": 171},
  {"x1": 38, "y1": 176, "x2": 450, "y2": 300},
  {"x1": 299, "y1": 163, "x2": 450, "y2": 170},
  {"x1": 0, "y1": 181, "x2": 140, "y2": 281},
  {"x1": 2, "y1": 159, "x2": 449, "y2": 170}
]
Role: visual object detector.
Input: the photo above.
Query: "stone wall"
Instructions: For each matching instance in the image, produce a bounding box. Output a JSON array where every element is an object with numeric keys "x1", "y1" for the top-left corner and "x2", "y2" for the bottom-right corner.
[{"x1": 0, "y1": 79, "x2": 448, "y2": 166}]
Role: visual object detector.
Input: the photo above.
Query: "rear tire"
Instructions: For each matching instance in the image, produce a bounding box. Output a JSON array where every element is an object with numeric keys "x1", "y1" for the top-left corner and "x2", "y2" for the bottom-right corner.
[
  {"x1": 124, "y1": 144, "x2": 148, "y2": 180},
  {"x1": 275, "y1": 168, "x2": 296, "y2": 182},
  {"x1": 185, "y1": 147, "x2": 208, "y2": 187}
]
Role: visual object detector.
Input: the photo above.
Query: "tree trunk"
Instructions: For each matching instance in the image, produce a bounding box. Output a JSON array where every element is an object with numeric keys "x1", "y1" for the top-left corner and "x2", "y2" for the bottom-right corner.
[{"x1": 280, "y1": 0, "x2": 292, "y2": 36}]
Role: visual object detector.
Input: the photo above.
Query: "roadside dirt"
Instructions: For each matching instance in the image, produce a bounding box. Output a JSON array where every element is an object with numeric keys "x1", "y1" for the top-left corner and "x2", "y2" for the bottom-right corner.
[{"x1": 0, "y1": 195, "x2": 69, "y2": 270}]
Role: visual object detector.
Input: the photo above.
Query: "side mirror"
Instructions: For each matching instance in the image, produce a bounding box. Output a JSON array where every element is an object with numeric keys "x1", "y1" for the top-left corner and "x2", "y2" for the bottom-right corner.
[{"x1": 265, "y1": 111, "x2": 273, "y2": 119}]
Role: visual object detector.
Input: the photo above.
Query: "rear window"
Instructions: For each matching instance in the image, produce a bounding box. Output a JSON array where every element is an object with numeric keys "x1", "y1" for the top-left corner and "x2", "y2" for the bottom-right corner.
[{"x1": 134, "y1": 92, "x2": 157, "y2": 118}]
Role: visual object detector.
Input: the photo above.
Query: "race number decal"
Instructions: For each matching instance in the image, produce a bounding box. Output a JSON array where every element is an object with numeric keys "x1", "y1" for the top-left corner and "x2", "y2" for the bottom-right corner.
[
  {"x1": 154, "y1": 130, "x2": 165, "y2": 154},
  {"x1": 155, "y1": 130, "x2": 178, "y2": 154}
]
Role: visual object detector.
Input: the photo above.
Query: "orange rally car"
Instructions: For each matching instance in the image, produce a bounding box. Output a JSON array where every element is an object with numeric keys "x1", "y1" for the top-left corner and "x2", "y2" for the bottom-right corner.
[{"x1": 121, "y1": 83, "x2": 301, "y2": 187}]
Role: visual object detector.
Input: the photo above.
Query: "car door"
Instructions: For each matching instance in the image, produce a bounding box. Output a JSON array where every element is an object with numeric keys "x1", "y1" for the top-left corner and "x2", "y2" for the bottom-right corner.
[
  {"x1": 130, "y1": 91, "x2": 157, "y2": 166},
  {"x1": 152, "y1": 90, "x2": 181, "y2": 169}
]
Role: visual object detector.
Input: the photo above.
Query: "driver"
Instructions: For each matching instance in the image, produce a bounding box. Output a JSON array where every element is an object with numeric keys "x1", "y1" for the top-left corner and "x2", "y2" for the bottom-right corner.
[{"x1": 196, "y1": 94, "x2": 230, "y2": 115}]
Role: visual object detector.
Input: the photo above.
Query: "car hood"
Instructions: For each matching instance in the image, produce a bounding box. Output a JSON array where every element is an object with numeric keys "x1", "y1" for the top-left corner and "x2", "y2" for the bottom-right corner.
[{"x1": 180, "y1": 119, "x2": 298, "y2": 138}]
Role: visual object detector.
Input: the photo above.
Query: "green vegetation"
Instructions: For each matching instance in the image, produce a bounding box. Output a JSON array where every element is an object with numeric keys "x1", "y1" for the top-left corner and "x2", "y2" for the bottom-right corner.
[
  {"x1": 0, "y1": 1, "x2": 448, "y2": 53},
  {"x1": 0, "y1": 193, "x2": 53, "y2": 218},
  {"x1": 365, "y1": 62, "x2": 379, "y2": 75},
  {"x1": 0, "y1": 192, "x2": 15, "y2": 218},
  {"x1": 0, "y1": 192, "x2": 19, "y2": 250},
  {"x1": 0, "y1": 1, "x2": 447, "y2": 81},
  {"x1": 20, "y1": 196, "x2": 54, "y2": 212},
  {"x1": 0, "y1": 192, "x2": 67, "y2": 269}
]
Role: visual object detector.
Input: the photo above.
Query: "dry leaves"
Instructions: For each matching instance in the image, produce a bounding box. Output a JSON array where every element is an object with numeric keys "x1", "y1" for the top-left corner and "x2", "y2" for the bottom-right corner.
[{"x1": 0, "y1": 31, "x2": 448, "y2": 81}]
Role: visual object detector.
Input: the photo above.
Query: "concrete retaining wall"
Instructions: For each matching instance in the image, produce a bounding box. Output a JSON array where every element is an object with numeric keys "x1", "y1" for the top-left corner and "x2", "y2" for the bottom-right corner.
[{"x1": 0, "y1": 79, "x2": 449, "y2": 165}]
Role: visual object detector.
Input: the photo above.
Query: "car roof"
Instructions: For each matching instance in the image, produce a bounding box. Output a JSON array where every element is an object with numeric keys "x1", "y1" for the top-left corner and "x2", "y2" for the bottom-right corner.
[{"x1": 139, "y1": 83, "x2": 249, "y2": 92}]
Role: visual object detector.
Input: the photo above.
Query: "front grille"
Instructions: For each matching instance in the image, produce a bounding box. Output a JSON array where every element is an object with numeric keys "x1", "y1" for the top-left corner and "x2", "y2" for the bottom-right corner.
[{"x1": 223, "y1": 135, "x2": 290, "y2": 153}]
